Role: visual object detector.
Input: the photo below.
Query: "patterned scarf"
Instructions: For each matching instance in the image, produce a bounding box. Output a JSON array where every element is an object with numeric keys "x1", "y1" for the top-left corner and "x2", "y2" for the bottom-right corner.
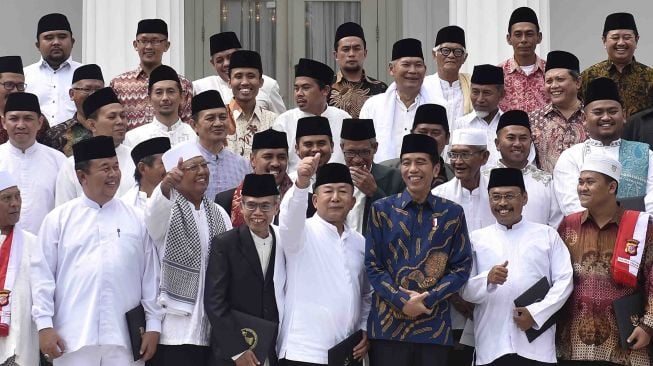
[{"x1": 159, "y1": 193, "x2": 226, "y2": 314}]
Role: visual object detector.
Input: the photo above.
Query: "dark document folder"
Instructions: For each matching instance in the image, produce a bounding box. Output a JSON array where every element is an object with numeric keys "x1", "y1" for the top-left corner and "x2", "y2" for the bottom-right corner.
[
  {"x1": 125, "y1": 304, "x2": 146, "y2": 361},
  {"x1": 613, "y1": 292, "x2": 643, "y2": 349},
  {"x1": 514, "y1": 276, "x2": 558, "y2": 342},
  {"x1": 232, "y1": 310, "x2": 278, "y2": 363},
  {"x1": 328, "y1": 329, "x2": 363, "y2": 366}
]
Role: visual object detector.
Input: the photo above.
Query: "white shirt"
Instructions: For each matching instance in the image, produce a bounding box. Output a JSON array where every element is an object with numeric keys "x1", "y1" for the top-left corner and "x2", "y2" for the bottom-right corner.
[
  {"x1": 123, "y1": 117, "x2": 197, "y2": 148},
  {"x1": 273, "y1": 106, "x2": 349, "y2": 174},
  {"x1": 145, "y1": 186, "x2": 232, "y2": 346},
  {"x1": 424, "y1": 73, "x2": 464, "y2": 124},
  {"x1": 346, "y1": 187, "x2": 367, "y2": 234},
  {"x1": 192, "y1": 74, "x2": 286, "y2": 115},
  {"x1": 277, "y1": 185, "x2": 371, "y2": 364},
  {"x1": 461, "y1": 220, "x2": 573, "y2": 365},
  {"x1": 0, "y1": 142, "x2": 66, "y2": 234},
  {"x1": 484, "y1": 163, "x2": 564, "y2": 228},
  {"x1": 120, "y1": 184, "x2": 148, "y2": 211},
  {"x1": 24, "y1": 56, "x2": 81, "y2": 125},
  {"x1": 30, "y1": 195, "x2": 163, "y2": 354},
  {"x1": 554, "y1": 138, "x2": 653, "y2": 215},
  {"x1": 251, "y1": 230, "x2": 273, "y2": 279},
  {"x1": 55, "y1": 143, "x2": 136, "y2": 206}
]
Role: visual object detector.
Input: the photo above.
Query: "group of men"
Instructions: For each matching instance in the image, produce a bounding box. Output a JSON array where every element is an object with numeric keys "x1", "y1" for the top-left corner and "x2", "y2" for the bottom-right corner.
[{"x1": 1, "y1": 5, "x2": 653, "y2": 366}]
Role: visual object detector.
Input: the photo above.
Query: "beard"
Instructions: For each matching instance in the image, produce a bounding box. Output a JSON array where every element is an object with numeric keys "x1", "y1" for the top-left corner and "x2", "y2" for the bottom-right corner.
[
  {"x1": 341, "y1": 62, "x2": 362, "y2": 73},
  {"x1": 474, "y1": 109, "x2": 489, "y2": 119}
]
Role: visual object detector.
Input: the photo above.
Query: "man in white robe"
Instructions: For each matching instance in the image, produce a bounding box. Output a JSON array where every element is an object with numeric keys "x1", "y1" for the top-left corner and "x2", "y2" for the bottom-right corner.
[
  {"x1": 193, "y1": 31, "x2": 285, "y2": 115},
  {"x1": 31, "y1": 136, "x2": 162, "y2": 365},
  {"x1": 273, "y1": 58, "x2": 349, "y2": 174},
  {"x1": 144, "y1": 142, "x2": 232, "y2": 366},
  {"x1": 360, "y1": 38, "x2": 446, "y2": 162},
  {"x1": 123, "y1": 65, "x2": 197, "y2": 148},
  {"x1": 0, "y1": 172, "x2": 39, "y2": 366},
  {"x1": 277, "y1": 158, "x2": 371, "y2": 365},
  {"x1": 121, "y1": 137, "x2": 170, "y2": 210},
  {"x1": 483, "y1": 110, "x2": 563, "y2": 227},
  {"x1": 55, "y1": 87, "x2": 136, "y2": 206},
  {"x1": 554, "y1": 77, "x2": 653, "y2": 215},
  {"x1": 461, "y1": 167, "x2": 573, "y2": 365},
  {"x1": 0, "y1": 93, "x2": 66, "y2": 234}
]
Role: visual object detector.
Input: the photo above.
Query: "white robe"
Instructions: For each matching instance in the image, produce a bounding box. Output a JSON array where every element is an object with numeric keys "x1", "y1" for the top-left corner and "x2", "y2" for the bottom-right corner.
[
  {"x1": 432, "y1": 174, "x2": 494, "y2": 233},
  {"x1": 120, "y1": 185, "x2": 147, "y2": 212},
  {"x1": 30, "y1": 195, "x2": 163, "y2": 355},
  {"x1": 0, "y1": 142, "x2": 67, "y2": 234},
  {"x1": 192, "y1": 74, "x2": 286, "y2": 115},
  {"x1": 0, "y1": 228, "x2": 39, "y2": 366},
  {"x1": 461, "y1": 220, "x2": 573, "y2": 365},
  {"x1": 423, "y1": 73, "x2": 465, "y2": 125},
  {"x1": 272, "y1": 106, "x2": 349, "y2": 174},
  {"x1": 277, "y1": 184, "x2": 371, "y2": 364},
  {"x1": 55, "y1": 143, "x2": 136, "y2": 207},
  {"x1": 123, "y1": 117, "x2": 197, "y2": 148}
]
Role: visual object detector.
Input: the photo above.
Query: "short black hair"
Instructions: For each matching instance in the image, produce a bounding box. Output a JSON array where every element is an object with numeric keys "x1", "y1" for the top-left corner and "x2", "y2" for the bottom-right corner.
[
  {"x1": 133, "y1": 155, "x2": 157, "y2": 184},
  {"x1": 74, "y1": 160, "x2": 91, "y2": 174},
  {"x1": 148, "y1": 80, "x2": 182, "y2": 96}
]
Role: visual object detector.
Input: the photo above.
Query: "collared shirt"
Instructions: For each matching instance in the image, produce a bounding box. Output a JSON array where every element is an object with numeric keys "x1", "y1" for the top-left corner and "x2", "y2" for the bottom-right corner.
[
  {"x1": 432, "y1": 174, "x2": 494, "y2": 234},
  {"x1": 192, "y1": 74, "x2": 286, "y2": 115},
  {"x1": 227, "y1": 104, "x2": 277, "y2": 157},
  {"x1": 30, "y1": 195, "x2": 163, "y2": 354},
  {"x1": 498, "y1": 56, "x2": 550, "y2": 113},
  {"x1": 120, "y1": 184, "x2": 148, "y2": 211},
  {"x1": 272, "y1": 106, "x2": 349, "y2": 174},
  {"x1": 530, "y1": 102, "x2": 587, "y2": 173},
  {"x1": 110, "y1": 66, "x2": 194, "y2": 130},
  {"x1": 346, "y1": 187, "x2": 367, "y2": 234},
  {"x1": 462, "y1": 220, "x2": 573, "y2": 365},
  {"x1": 41, "y1": 114, "x2": 93, "y2": 157},
  {"x1": 55, "y1": 143, "x2": 136, "y2": 206},
  {"x1": 580, "y1": 58, "x2": 653, "y2": 118},
  {"x1": 556, "y1": 208, "x2": 653, "y2": 366},
  {"x1": 0, "y1": 142, "x2": 67, "y2": 234},
  {"x1": 278, "y1": 184, "x2": 371, "y2": 364},
  {"x1": 328, "y1": 70, "x2": 388, "y2": 118},
  {"x1": 365, "y1": 190, "x2": 472, "y2": 345},
  {"x1": 251, "y1": 230, "x2": 273, "y2": 279},
  {"x1": 392, "y1": 93, "x2": 421, "y2": 148},
  {"x1": 24, "y1": 56, "x2": 81, "y2": 125},
  {"x1": 197, "y1": 143, "x2": 252, "y2": 200},
  {"x1": 0, "y1": 117, "x2": 51, "y2": 146},
  {"x1": 123, "y1": 117, "x2": 197, "y2": 148},
  {"x1": 553, "y1": 138, "x2": 653, "y2": 215}
]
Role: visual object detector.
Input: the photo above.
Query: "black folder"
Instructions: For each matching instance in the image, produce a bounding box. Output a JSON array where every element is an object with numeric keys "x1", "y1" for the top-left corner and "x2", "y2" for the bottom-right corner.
[
  {"x1": 513, "y1": 276, "x2": 558, "y2": 342},
  {"x1": 125, "y1": 304, "x2": 146, "y2": 361},
  {"x1": 613, "y1": 292, "x2": 643, "y2": 349},
  {"x1": 232, "y1": 310, "x2": 278, "y2": 363},
  {"x1": 328, "y1": 329, "x2": 363, "y2": 366}
]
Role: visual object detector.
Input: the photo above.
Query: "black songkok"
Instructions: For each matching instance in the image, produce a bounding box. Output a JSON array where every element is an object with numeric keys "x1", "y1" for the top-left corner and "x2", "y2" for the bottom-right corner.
[
  {"x1": 334, "y1": 22, "x2": 366, "y2": 50},
  {"x1": 228, "y1": 50, "x2": 263, "y2": 75},
  {"x1": 4, "y1": 93, "x2": 41, "y2": 115},
  {"x1": 435, "y1": 25, "x2": 466, "y2": 48},
  {"x1": 471, "y1": 64, "x2": 504, "y2": 85},
  {"x1": 72, "y1": 64, "x2": 104, "y2": 83},
  {"x1": 497, "y1": 110, "x2": 531, "y2": 132},
  {"x1": 545, "y1": 51, "x2": 579, "y2": 73},
  {"x1": 192, "y1": 90, "x2": 226, "y2": 116},
  {"x1": 73, "y1": 136, "x2": 116, "y2": 163},
  {"x1": 82, "y1": 87, "x2": 120, "y2": 118},
  {"x1": 210, "y1": 32, "x2": 242, "y2": 55},
  {"x1": 294, "y1": 58, "x2": 335, "y2": 86},
  {"x1": 37, "y1": 13, "x2": 72, "y2": 37},
  {"x1": 584, "y1": 77, "x2": 622, "y2": 106},
  {"x1": 252, "y1": 129, "x2": 288, "y2": 150},
  {"x1": 315, "y1": 163, "x2": 353, "y2": 188},
  {"x1": 392, "y1": 38, "x2": 423, "y2": 61},
  {"x1": 488, "y1": 167, "x2": 526, "y2": 191},
  {"x1": 137, "y1": 19, "x2": 168, "y2": 36},
  {"x1": 413, "y1": 104, "x2": 449, "y2": 133},
  {"x1": 0, "y1": 56, "x2": 23, "y2": 75},
  {"x1": 130, "y1": 137, "x2": 171, "y2": 165},
  {"x1": 603, "y1": 12, "x2": 638, "y2": 36},
  {"x1": 508, "y1": 7, "x2": 539, "y2": 32},
  {"x1": 340, "y1": 119, "x2": 375, "y2": 141},
  {"x1": 400, "y1": 134, "x2": 437, "y2": 160},
  {"x1": 296, "y1": 116, "x2": 332, "y2": 141},
  {"x1": 242, "y1": 174, "x2": 279, "y2": 197},
  {"x1": 148, "y1": 65, "x2": 180, "y2": 90}
]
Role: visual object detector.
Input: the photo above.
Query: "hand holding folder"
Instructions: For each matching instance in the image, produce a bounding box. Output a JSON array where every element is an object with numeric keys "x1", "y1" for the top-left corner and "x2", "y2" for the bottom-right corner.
[{"x1": 513, "y1": 277, "x2": 558, "y2": 342}]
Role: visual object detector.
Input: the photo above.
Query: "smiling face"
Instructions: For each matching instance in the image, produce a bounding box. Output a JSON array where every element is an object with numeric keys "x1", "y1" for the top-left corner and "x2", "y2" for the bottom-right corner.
[
  {"x1": 544, "y1": 68, "x2": 581, "y2": 107},
  {"x1": 577, "y1": 170, "x2": 617, "y2": 209},
  {"x1": 389, "y1": 57, "x2": 427, "y2": 94},
  {"x1": 400, "y1": 152, "x2": 439, "y2": 199},
  {"x1": 296, "y1": 135, "x2": 333, "y2": 166},
  {"x1": 241, "y1": 195, "x2": 279, "y2": 237},
  {"x1": 0, "y1": 186, "x2": 21, "y2": 232},
  {"x1": 603, "y1": 29, "x2": 638, "y2": 66},
  {"x1": 341, "y1": 139, "x2": 377, "y2": 170},
  {"x1": 192, "y1": 108, "x2": 229, "y2": 146},
  {"x1": 434, "y1": 42, "x2": 467, "y2": 75},
  {"x1": 584, "y1": 99, "x2": 624, "y2": 143},
  {"x1": 149, "y1": 80, "x2": 181, "y2": 118},
  {"x1": 36, "y1": 30, "x2": 75, "y2": 66},
  {"x1": 449, "y1": 145, "x2": 489, "y2": 183},
  {"x1": 250, "y1": 148, "x2": 289, "y2": 186},
  {"x1": 133, "y1": 33, "x2": 170, "y2": 68},
  {"x1": 89, "y1": 103, "x2": 127, "y2": 146},
  {"x1": 312, "y1": 182, "x2": 355, "y2": 226},
  {"x1": 495, "y1": 125, "x2": 531, "y2": 167},
  {"x1": 210, "y1": 48, "x2": 238, "y2": 82},
  {"x1": 229, "y1": 67, "x2": 263, "y2": 104},
  {"x1": 2, "y1": 110, "x2": 42, "y2": 150},
  {"x1": 178, "y1": 156, "x2": 209, "y2": 198},
  {"x1": 489, "y1": 186, "x2": 526, "y2": 228},
  {"x1": 77, "y1": 156, "x2": 121, "y2": 205},
  {"x1": 470, "y1": 84, "x2": 503, "y2": 114}
]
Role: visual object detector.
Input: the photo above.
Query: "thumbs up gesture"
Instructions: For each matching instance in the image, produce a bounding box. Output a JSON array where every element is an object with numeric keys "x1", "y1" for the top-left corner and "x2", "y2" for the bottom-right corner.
[
  {"x1": 488, "y1": 261, "x2": 509, "y2": 285},
  {"x1": 296, "y1": 153, "x2": 321, "y2": 189}
]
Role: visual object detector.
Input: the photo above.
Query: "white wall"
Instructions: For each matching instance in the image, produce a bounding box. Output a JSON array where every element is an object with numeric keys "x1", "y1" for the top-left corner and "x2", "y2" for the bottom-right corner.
[
  {"x1": 402, "y1": 0, "x2": 450, "y2": 76},
  {"x1": 0, "y1": 0, "x2": 83, "y2": 65}
]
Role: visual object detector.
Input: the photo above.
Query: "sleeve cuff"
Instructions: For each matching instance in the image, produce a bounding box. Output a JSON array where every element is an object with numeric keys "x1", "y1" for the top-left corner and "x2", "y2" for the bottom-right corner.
[
  {"x1": 145, "y1": 318, "x2": 162, "y2": 333},
  {"x1": 35, "y1": 316, "x2": 53, "y2": 331}
]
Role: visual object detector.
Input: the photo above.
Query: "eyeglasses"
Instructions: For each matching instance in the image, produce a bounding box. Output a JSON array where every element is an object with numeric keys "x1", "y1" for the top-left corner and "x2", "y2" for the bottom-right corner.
[
  {"x1": 72, "y1": 87, "x2": 102, "y2": 94},
  {"x1": 182, "y1": 161, "x2": 209, "y2": 172},
  {"x1": 136, "y1": 38, "x2": 168, "y2": 46},
  {"x1": 447, "y1": 150, "x2": 484, "y2": 161},
  {"x1": 343, "y1": 150, "x2": 372, "y2": 158},
  {"x1": 437, "y1": 47, "x2": 466, "y2": 58},
  {"x1": 0, "y1": 82, "x2": 26, "y2": 91},
  {"x1": 490, "y1": 193, "x2": 521, "y2": 203},
  {"x1": 242, "y1": 201, "x2": 275, "y2": 212}
]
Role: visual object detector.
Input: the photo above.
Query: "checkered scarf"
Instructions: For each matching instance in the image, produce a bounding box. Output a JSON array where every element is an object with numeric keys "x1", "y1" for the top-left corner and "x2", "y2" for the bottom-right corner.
[{"x1": 159, "y1": 193, "x2": 226, "y2": 314}]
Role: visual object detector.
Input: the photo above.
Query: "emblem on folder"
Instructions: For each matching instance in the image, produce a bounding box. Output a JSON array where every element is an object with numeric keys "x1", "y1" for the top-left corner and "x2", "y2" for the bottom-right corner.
[
  {"x1": 625, "y1": 239, "x2": 639, "y2": 256},
  {"x1": 241, "y1": 327, "x2": 258, "y2": 349},
  {"x1": 0, "y1": 290, "x2": 10, "y2": 307}
]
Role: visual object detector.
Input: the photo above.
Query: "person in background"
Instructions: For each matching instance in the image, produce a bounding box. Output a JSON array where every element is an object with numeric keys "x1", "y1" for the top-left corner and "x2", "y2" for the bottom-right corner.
[{"x1": 121, "y1": 136, "x2": 171, "y2": 210}]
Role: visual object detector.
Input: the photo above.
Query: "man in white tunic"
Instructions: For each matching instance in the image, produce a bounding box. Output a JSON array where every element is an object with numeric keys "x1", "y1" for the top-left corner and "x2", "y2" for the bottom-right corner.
[
  {"x1": 461, "y1": 167, "x2": 572, "y2": 366},
  {"x1": 121, "y1": 137, "x2": 171, "y2": 210},
  {"x1": 55, "y1": 87, "x2": 136, "y2": 205},
  {"x1": 193, "y1": 31, "x2": 285, "y2": 114},
  {"x1": 361, "y1": 38, "x2": 446, "y2": 162},
  {"x1": 554, "y1": 77, "x2": 653, "y2": 215},
  {"x1": 124, "y1": 65, "x2": 197, "y2": 148},
  {"x1": 0, "y1": 93, "x2": 66, "y2": 234},
  {"x1": 274, "y1": 58, "x2": 349, "y2": 174},
  {"x1": 423, "y1": 25, "x2": 472, "y2": 124},
  {"x1": 278, "y1": 158, "x2": 371, "y2": 365},
  {"x1": 0, "y1": 172, "x2": 39, "y2": 366},
  {"x1": 482, "y1": 110, "x2": 563, "y2": 227},
  {"x1": 31, "y1": 136, "x2": 162, "y2": 365},
  {"x1": 24, "y1": 13, "x2": 81, "y2": 125},
  {"x1": 145, "y1": 141, "x2": 232, "y2": 366}
]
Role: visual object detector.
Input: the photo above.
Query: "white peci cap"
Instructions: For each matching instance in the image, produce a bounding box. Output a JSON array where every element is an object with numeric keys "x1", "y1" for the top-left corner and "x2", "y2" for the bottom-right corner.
[
  {"x1": 580, "y1": 155, "x2": 622, "y2": 181},
  {"x1": 451, "y1": 128, "x2": 486, "y2": 146},
  {"x1": 162, "y1": 142, "x2": 203, "y2": 172},
  {"x1": 0, "y1": 171, "x2": 17, "y2": 192}
]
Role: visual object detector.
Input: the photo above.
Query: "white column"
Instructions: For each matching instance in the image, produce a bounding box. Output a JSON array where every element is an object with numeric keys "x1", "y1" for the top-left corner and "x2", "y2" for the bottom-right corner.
[
  {"x1": 449, "y1": 0, "x2": 550, "y2": 73},
  {"x1": 82, "y1": 0, "x2": 185, "y2": 81}
]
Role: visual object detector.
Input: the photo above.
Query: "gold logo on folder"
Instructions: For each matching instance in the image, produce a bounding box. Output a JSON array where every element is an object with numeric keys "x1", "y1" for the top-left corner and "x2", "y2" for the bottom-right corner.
[{"x1": 241, "y1": 328, "x2": 258, "y2": 349}]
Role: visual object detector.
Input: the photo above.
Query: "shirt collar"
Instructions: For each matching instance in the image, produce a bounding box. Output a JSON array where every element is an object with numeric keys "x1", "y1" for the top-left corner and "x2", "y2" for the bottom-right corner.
[
  {"x1": 506, "y1": 55, "x2": 545, "y2": 74},
  {"x1": 335, "y1": 69, "x2": 371, "y2": 84},
  {"x1": 152, "y1": 117, "x2": 182, "y2": 131},
  {"x1": 7, "y1": 141, "x2": 38, "y2": 155},
  {"x1": 496, "y1": 217, "x2": 526, "y2": 231},
  {"x1": 496, "y1": 160, "x2": 536, "y2": 174},
  {"x1": 399, "y1": 189, "x2": 436, "y2": 210},
  {"x1": 39, "y1": 56, "x2": 72, "y2": 71},
  {"x1": 232, "y1": 105, "x2": 263, "y2": 121},
  {"x1": 81, "y1": 193, "x2": 116, "y2": 209},
  {"x1": 580, "y1": 206, "x2": 624, "y2": 226},
  {"x1": 587, "y1": 137, "x2": 621, "y2": 147},
  {"x1": 606, "y1": 57, "x2": 637, "y2": 73},
  {"x1": 313, "y1": 212, "x2": 353, "y2": 239}
]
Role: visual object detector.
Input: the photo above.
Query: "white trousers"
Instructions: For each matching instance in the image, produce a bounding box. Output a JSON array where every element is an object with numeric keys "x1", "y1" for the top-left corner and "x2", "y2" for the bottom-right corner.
[{"x1": 53, "y1": 345, "x2": 144, "y2": 366}]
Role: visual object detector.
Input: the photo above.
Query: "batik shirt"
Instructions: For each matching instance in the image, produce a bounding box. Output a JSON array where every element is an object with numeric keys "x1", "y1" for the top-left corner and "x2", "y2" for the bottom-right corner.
[
  {"x1": 42, "y1": 115, "x2": 92, "y2": 157},
  {"x1": 328, "y1": 71, "x2": 387, "y2": 118},
  {"x1": 498, "y1": 56, "x2": 550, "y2": 113}
]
